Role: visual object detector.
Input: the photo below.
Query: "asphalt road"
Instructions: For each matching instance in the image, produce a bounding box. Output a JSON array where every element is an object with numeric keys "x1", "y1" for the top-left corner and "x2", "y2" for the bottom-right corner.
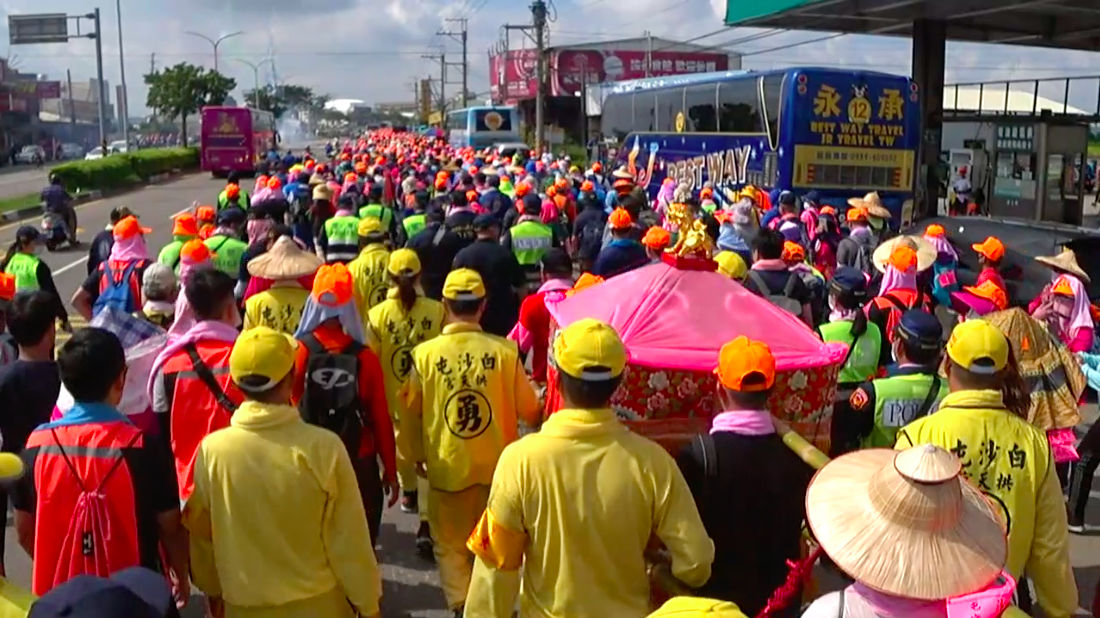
[
  {"x1": 0, "y1": 171, "x2": 1098, "y2": 616},
  {"x1": 0, "y1": 166, "x2": 58, "y2": 202}
]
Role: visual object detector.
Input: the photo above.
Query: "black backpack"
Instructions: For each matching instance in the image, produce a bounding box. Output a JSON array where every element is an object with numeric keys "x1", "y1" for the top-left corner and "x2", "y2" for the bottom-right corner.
[{"x1": 298, "y1": 334, "x2": 367, "y2": 455}]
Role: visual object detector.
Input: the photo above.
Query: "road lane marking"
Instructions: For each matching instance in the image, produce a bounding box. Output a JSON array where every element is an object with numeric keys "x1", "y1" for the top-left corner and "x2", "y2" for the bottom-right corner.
[{"x1": 53, "y1": 255, "x2": 89, "y2": 276}]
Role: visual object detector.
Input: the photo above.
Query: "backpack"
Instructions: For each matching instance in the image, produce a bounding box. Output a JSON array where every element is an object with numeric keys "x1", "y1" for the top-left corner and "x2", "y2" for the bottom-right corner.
[
  {"x1": 852, "y1": 242, "x2": 874, "y2": 275},
  {"x1": 878, "y1": 291, "x2": 930, "y2": 344},
  {"x1": 579, "y1": 220, "x2": 604, "y2": 260},
  {"x1": 92, "y1": 261, "x2": 143, "y2": 316},
  {"x1": 298, "y1": 334, "x2": 367, "y2": 455},
  {"x1": 747, "y1": 270, "x2": 803, "y2": 316}
]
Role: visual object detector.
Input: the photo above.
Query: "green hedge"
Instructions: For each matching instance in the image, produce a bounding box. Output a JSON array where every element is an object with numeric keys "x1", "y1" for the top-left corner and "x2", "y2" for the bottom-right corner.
[{"x1": 49, "y1": 147, "x2": 200, "y2": 194}]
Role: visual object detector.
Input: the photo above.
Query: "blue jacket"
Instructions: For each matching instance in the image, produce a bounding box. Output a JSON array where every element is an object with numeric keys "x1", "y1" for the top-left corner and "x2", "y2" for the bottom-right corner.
[{"x1": 592, "y1": 239, "x2": 649, "y2": 279}]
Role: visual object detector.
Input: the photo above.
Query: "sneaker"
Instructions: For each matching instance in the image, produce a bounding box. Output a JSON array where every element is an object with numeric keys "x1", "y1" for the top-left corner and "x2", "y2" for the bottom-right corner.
[
  {"x1": 416, "y1": 521, "x2": 434, "y2": 560},
  {"x1": 1069, "y1": 523, "x2": 1087, "y2": 534},
  {"x1": 401, "y1": 490, "x2": 418, "y2": 514}
]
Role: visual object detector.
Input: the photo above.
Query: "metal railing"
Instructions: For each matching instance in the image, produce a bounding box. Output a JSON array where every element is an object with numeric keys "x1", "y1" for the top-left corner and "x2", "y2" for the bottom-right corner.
[{"x1": 944, "y1": 75, "x2": 1100, "y2": 120}]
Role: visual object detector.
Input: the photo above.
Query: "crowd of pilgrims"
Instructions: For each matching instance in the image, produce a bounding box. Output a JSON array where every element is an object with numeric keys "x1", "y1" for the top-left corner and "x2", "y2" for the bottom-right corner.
[{"x1": 0, "y1": 129, "x2": 1095, "y2": 617}]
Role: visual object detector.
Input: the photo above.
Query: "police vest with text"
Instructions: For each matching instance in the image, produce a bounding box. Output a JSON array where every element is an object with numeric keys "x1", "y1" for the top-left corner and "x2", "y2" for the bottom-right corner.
[
  {"x1": 510, "y1": 220, "x2": 553, "y2": 266},
  {"x1": 865, "y1": 373, "x2": 948, "y2": 448},
  {"x1": 298, "y1": 334, "x2": 368, "y2": 456},
  {"x1": 359, "y1": 203, "x2": 393, "y2": 229},
  {"x1": 819, "y1": 320, "x2": 882, "y2": 385}
]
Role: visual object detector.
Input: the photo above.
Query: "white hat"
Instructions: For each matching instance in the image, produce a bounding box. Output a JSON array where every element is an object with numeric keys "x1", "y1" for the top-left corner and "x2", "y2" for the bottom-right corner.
[{"x1": 806, "y1": 445, "x2": 1007, "y2": 601}]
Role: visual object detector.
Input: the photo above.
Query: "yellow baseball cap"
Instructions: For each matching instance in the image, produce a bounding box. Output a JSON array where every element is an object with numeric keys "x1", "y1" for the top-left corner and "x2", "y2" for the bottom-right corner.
[
  {"x1": 552, "y1": 318, "x2": 627, "y2": 381},
  {"x1": 0, "y1": 453, "x2": 24, "y2": 480},
  {"x1": 646, "y1": 597, "x2": 748, "y2": 617},
  {"x1": 442, "y1": 268, "x2": 486, "y2": 301},
  {"x1": 388, "y1": 248, "x2": 422, "y2": 276},
  {"x1": 230, "y1": 326, "x2": 299, "y2": 392},
  {"x1": 946, "y1": 319, "x2": 1009, "y2": 375},
  {"x1": 358, "y1": 217, "x2": 384, "y2": 236}
]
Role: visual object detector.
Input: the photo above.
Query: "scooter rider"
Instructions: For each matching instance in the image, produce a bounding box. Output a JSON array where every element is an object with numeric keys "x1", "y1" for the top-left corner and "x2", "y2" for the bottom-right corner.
[{"x1": 40, "y1": 175, "x2": 78, "y2": 245}]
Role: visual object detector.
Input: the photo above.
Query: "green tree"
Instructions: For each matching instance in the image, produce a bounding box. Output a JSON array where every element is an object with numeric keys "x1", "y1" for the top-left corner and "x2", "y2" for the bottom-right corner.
[
  {"x1": 244, "y1": 84, "x2": 329, "y2": 120},
  {"x1": 144, "y1": 62, "x2": 236, "y2": 146}
]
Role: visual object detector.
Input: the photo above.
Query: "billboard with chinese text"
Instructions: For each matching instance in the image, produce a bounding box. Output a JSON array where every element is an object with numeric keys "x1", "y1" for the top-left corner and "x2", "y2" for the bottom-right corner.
[
  {"x1": 599, "y1": 68, "x2": 920, "y2": 220},
  {"x1": 488, "y1": 49, "x2": 539, "y2": 102},
  {"x1": 550, "y1": 49, "x2": 729, "y2": 96}
]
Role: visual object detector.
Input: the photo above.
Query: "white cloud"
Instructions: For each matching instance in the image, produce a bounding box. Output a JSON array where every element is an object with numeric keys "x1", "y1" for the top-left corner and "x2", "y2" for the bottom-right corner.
[{"x1": 1, "y1": 0, "x2": 1097, "y2": 115}]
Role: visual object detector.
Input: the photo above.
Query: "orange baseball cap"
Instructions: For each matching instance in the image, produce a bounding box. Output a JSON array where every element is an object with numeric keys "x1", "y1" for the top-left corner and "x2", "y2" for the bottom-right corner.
[
  {"x1": 700, "y1": 187, "x2": 713, "y2": 199},
  {"x1": 609, "y1": 208, "x2": 633, "y2": 229},
  {"x1": 515, "y1": 183, "x2": 531, "y2": 197},
  {"x1": 846, "y1": 207, "x2": 868, "y2": 223},
  {"x1": 180, "y1": 239, "x2": 214, "y2": 264},
  {"x1": 547, "y1": 185, "x2": 558, "y2": 197},
  {"x1": 965, "y1": 280, "x2": 1009, "y2": 310},
  {"x1": 715, "y1": 336, "x2": 776, "y2": 392},
  {"x1": 581, "y1": 180, "x2": 594, "y2": 193},
  {"x1": 345, "y1": 172, "x2": 358, "y2": 183},
  {"x1": 465, "y1": 189, "x2": 479, "y2": 203},
  {"x1": 782, "y1": 241, "x2": 805, "y2": 262},
  {"x1": 196, "y1": 205, "x2": 216, "y2": 223},
  {"x1": 1052, "y1": 277, "x2": 1075, "y2": 297},
  {"x1": 888, "y1": 245, "x2": 918, "y2": 271},
  {"x1": 924, "y1": 223, "x2": 946, "y2": 237},
  {"x1": 566, "y1": 273, "x2": 605, "y2": 297},
  {"x1": 820, "y1": 206, "x2": 837, "y2": 216},
  {"x1": 0, "y1": 272, "x2": 15, "y2": 302},
  {"x1": 226, "y1": 184, "x2": 240, "y2": 199},
  {"x1": 113, "y1": 215, "x2": 151, "y2": 241},
  {"x1": 971, "y1": 236, "x2": 1005, "y2": 262},
  {"x1": 312, "y1": 263, "x2": 354, "y2": 307},
  {"x1": 172, "y1": 213, "x2": 199, "y2": 237},
  {"x1": 642, "y1": 226, "x2": 671, "y2": 249},
  {"x1": 267, "y1": 177, "x2": 282, "y2": 190}
]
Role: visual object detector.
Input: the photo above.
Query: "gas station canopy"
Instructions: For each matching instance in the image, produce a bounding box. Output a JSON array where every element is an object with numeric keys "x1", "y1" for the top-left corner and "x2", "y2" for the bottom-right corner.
[{"x1": 725, "y1": 0, "x2": 1100, "y2": 53}]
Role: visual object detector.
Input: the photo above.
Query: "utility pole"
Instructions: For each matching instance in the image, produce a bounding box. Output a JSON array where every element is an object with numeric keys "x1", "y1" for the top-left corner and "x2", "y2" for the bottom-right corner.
[
  {"x1": 532, "y1": 0, "x2": 548, "y2": 151},
  {"x1": 422, "y1": 53, "x2": 447, "y2": 123},
  {"x1": 438, "y1": 18, "x2": 468, "y2": 106},
  {"x1": 149, "y1": 53, "x2": 155, "y2": 75}
]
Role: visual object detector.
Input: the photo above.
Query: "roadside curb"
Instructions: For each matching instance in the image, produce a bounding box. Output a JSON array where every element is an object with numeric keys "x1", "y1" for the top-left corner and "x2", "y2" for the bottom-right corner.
[{"x1": 0, "y1": 169, "x2": 195, "y2": 224}]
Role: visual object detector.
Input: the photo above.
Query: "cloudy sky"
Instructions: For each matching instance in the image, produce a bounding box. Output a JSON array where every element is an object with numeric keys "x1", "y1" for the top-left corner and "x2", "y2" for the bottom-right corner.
[{"x1": 2, "y1": 0, "x2": 1099, "y2": 114}]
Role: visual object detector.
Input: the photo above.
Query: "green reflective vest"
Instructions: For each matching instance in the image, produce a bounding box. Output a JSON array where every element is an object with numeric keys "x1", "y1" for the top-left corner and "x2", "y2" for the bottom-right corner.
[
  {"x1": 217, "y1": 188, "x2": 250, "y2": 211},
  {"x1": 819, "y1": 320, "x2": 882, "y2": 385},
  {"x1": 325, "y1": 215, "x2": 360, "y2": 248},
  {"x1": 205, "y1": 235, "x2": 248, "y2": 279},
  {"x1": 865, "y1": 372, "x2": 949, "y2": 448},
  {"x1": 359, "y1": 203, "x2": 393, "y2": 228},
  {"x1": 510, "y1": 220, "x2": 553, "y2": 266},
  {"x1": 158, "y1": 240, "x2": 186, "y2": 273},
  {"x1": 5, "y1": 252, "x2": 40, "y2": 291},
  {"x1": 403, "y1": 213, "x2": 427, "y2": 238}
]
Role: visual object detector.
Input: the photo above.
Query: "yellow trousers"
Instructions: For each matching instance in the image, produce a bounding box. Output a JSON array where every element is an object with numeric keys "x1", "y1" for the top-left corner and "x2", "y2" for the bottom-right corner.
[
  {"x1": 393, "y1": 419, "x2": 428, "y2": 521},
  {"x1": 427, "y1": 484, "x2": 491, "y2": 609}
]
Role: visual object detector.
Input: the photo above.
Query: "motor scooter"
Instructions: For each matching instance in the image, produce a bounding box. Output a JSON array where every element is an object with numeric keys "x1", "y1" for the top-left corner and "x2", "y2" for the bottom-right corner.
[{"x1": 41, "y1": 211, "x2": 68, "y2": 251}]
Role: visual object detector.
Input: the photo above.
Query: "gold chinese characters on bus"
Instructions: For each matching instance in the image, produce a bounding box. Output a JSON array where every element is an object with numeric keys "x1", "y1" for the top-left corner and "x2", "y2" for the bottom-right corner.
[{"x1": 810, "y1": 83, "x2": 906, "y2": 147}]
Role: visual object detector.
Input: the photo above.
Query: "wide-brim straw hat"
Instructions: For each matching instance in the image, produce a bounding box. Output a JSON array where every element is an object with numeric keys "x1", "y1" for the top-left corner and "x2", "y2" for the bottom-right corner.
[
  {"x1": 1036, "y1": 248, "x2": 1090, "y2": 283},
  {"x1": 848, "y1": 191, "x2": 892, "y2": 220},
  {"x1": 611, "y1": 166, "x2": 635, "y2": 180},
  {"x1": 247, "y1": 236, "x2": 323, "y2": 280},
  {"x1": 806, "y1": 446, "x2": 1007, "y2": 601},
  {"x1": 872, "y1": 235, "x2": 937, "y2": 273}
]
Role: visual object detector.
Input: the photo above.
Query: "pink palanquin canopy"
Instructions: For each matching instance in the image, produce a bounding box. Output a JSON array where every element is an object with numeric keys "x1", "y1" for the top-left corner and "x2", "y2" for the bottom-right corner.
[{"x1": 547, "y1": 261, "x2": 847, "y2": 372}]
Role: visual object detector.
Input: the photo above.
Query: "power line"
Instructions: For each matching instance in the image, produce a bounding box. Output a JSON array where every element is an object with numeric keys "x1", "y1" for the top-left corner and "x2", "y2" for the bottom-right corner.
[{"x1": 14, "y1": 49, "x2": 438, "y2": 59}]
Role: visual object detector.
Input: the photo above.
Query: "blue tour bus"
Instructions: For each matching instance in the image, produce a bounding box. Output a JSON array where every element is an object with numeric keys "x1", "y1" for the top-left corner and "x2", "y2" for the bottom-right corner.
[
  {"x1": 598, "y1": 68, "x2": 921, "y2": 221},
  {"x1": 447, "y1": 106, "x2": 522, "y2": 149}
]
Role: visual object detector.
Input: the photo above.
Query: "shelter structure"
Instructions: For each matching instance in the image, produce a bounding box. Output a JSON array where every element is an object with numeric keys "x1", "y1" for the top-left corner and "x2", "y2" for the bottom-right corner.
[{"x1": 725, "y1": 0, "x2": 1100, "y2": 220}]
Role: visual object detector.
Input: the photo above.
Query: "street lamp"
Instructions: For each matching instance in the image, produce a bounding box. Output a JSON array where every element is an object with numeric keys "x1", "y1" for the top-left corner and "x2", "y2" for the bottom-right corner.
[
  {"x1": 234, "y1": 58, "x2": 272, "y2": 108},
  {"x1": 184, "y1": 30, "x2": 244, "y2": 72}
]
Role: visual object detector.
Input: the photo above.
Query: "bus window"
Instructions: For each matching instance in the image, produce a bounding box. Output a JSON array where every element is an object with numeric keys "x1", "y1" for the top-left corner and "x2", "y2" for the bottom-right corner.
[
  {"x1": 600, "y1": 95, "x2": 632, "y2": 142},
  {"x1": 655, "y1": 88, "x2": 684, "y2": 132},
  {"x1": 761, "y1": 74, "x2": 785, "y2": 145},
  {"x1": 718, "y1": 79, "x2": 764, "y2": 133},
  {"x1": 633, "y1": 93, "x2": 656, "y2": 132},
  {"x1": 447, "y1": 110, "x2": 467, "y2": 129},
  {"x1": 684, "y1": 84, "x2": 718, "y2": 132}
]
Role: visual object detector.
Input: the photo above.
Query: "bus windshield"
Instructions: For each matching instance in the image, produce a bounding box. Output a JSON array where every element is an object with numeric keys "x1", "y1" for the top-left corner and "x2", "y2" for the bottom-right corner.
[
  {"x1": 598, "y1": 68, "x2": 920, "y2": 220},
  {"x1": 448, "y1": 106, "x2": 522, "y2": 149}
]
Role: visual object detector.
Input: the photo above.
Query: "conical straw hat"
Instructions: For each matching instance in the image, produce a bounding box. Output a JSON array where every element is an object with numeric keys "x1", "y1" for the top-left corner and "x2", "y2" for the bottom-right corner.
[
  {"x1": 872, "y1": 235, "x2": 937, "y2": 273},
  {"x1": 247, "y1": 236, "x2": 323, "y2": 280},
  {"x1": 847, "y1": 191, "x2": 892, "y2": 219},
  {"x1": 1035, "y1": 248, "x2": 1090, "y2": 282},
  {"x1": 806, "y1": 445, "x2": 1007, "y2": 600}
]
